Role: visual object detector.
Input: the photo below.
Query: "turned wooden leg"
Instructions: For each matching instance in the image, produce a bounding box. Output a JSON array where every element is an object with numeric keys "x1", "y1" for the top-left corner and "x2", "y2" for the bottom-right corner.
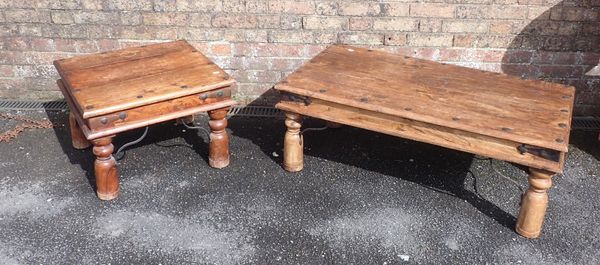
[
  {"x1": 208, "y1": 107, "x2": 230, "y2": 168},
  {"x1": 92, "y1": 137, "x2": 119, "y2": 200},
  {"x1": 283, "y1": 112, "x2": 303, "y2": 172},
  {"x1": 69, "y1": 112, "x2": 91, "y2": 149},
  {"x1": 516, "y1": 168, "x2": 554, "y2": 238}
]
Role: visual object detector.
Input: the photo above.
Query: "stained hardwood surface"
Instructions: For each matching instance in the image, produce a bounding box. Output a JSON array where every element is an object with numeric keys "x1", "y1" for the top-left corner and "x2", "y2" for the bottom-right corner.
[
  {"x1": 54, "y1": 40, "x2": 233, "y2": 118},
  {"x1": 277, "y1": 99, "x2": 563, "y2": 172},
  {"x1": 275, "y1": 45, "x2": 575, "y2": 152}
]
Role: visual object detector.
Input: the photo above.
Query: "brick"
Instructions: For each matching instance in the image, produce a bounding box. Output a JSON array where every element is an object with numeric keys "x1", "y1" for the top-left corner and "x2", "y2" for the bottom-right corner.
[
  {"x1": 410, "y1": 4, "x2": 455, "y2": 18},
  {"x1": 103, "y1": 0, "x2": 153, "y2": 11},
  {"x1": 210, "y1": 43, "x2": 232, "y2": 56},
  {"x1": 442, "y1": 20, "x2": 488, "y2": 33},
  {"x1": 142, "y1": 12, "x2": 188, "y2": 26},
  {"x1": 223, "y1": 0, "x2": 246, "y2": 13},
  {"x1": 73, "y1": 11, "x2": 120, "y2": 24},
  {"x1": 4, "y1": 10, "x2": 51, "y2": 23},
  {"x1": 244, "y1": 57, "x2": 270, "y2": 70},
  {"x1": 18, "y1": 25, "x2": 42, "y2": 37},
  {"x1": 42, "y1": 25, "x2": 88, "y2": 38},
  {"x1": 268, "y1": 0, "x2": 315, "y2": 15},
  {"x1": 246, "y1": 0, "x2": 268, "y2": 13},
  {"x1": 0, "y1": 65, "x2": 13, "y2": 77},
  {"x1": 176, "y1": 0, "x2": 222, "y2": 12},
  {"x1": 81, "y1": 0, "x2": 104, "y2": 10},
  {"x1": 303, "y1": 17, "x2": 347, "y2": 30},
  {"x1": 120, "y1": 12, "x2": 143, "y2": 25},
  {"x1": 551, "y1": 7, "x2": 598, "y2": 21},
  {"x1": 373, "y1": 18, "x2": 419, "y2": 31},
  {"x1": 54, "y1": 39, "x2": 77, "y2": 52},
  {"x1": 96, "y1": 39, "x2": 120, "y2": 51},
  {"x1": 384, "y1": 33, "x2": 407, "y2": 46},
  {"x1": 212, "y1": 14, "x2": 258, "y2": 29},
  {"x1": 313, "y1": 32, "x2": 337, "y2": 44},
  {"x1": 503, "y1": 50, "x2": 533, "y2": 63},
  {"x1": 349, "y1": 17, "x2": 373, "y2": 31},
  {"x1": 30, "y1": 38, "x2": 54, "y2": 52},
  {"x1": 270, "y1": 58, "x2": 305, "y2": 71},
  {"x1": 419, "y1": 19, "x2": 442, "y2": 32},
  {"x1": 269, "y1": 30, "x2": 313, "y2": 43},
  {"x1": 153, "y1": 0, "x2": 177, "y2": 12},
  {"x1": 383, "y1": 3, "x2": 410, "y2": 17},
  {"x1": 316, "y1": 2, "x2": 338, "y2": 15},
  {"x1": 408, "y1": 33, "x2": 453, "y2": 47},
  {"x1": 459, "y1": 6, "x2": 527, "y2": 19},
  {"x1": 257, "y1": 15, "x2": 280, "y2": 29},
  {"x1": 338, "y1": 2, "x2": 381, "y2": 16},
  {"x1": 338, "y1": 32, "x2": 383, "y2": 45},
  {"x1": 528, "y1": 6, "x2": 551, "y2": 20},
  {"x1": 51, "y1": 12, "x2": 75, "y2": 25},
  {"x1": 280, "y1": 16, "x2": 303, "y2": 29},
  {"x1": 188, "y1": 13, "x2": 211, "y2": 27}
]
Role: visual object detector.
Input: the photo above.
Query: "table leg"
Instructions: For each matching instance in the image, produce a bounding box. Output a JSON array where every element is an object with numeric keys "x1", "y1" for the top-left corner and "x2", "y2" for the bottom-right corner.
[
  {"x1": 516, "y1": 168, "x2": 553, "y2": 238},
  {"x1": 208, "y1": 107, "x2": 230, "y2": 168},
  {"x1": 92, "y1": 137, "x2": 119, "y2": 200},
  {"x1": 284, "y1": 112, "x2": 303, "y2": 172},
  {"x1": 69, "y1": 112, "x2": 91, "y2": 149}
]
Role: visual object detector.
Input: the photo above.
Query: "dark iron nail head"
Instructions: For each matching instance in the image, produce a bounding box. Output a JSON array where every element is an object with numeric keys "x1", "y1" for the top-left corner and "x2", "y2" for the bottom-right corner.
[
  {"x1": 85, "y1": 105, "x2": 94, "y2": 110},
  {"x1": 501, "y1": 127, "x2": 512, "y2": 132},
  {"x1": 100, "y1": 117, "x2": 108, "y2": 124},
  {"x1": 137, "y1": 95, "x2": 143, "y2": 98},
  {"x1": 404, "y1": 107, "x2": 412, "y2": 111},
  {"x1": 200, "y1": 93, "x2": 208, "y2": 100},
  {"x1": 119, "y1": 112, "x2": 127, "y2": 120},
  {"x1": 558, "y1": 123, "x2": 566, "y2": 128},
  {"x1": 555, "y1": 138, "x2": 564, "y2": 143},
  {"x1": 180, "y1": 85, "x2": 188, "y2": 89},
  {"x1": 216, "y1": 91, "x2": 224, "y2": 97},
  {"x1": 319, "y1": 89, "x2": 327, "y2": 93},
  {"x1": 452, "y1": 117, "x2": 460, "y2": 121}
]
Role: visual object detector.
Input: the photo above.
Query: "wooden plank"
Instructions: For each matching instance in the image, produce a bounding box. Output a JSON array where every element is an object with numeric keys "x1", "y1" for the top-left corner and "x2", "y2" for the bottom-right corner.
[
  {"x1": 275, "y1": 45, "x2": 575, "y2": 152},
  {"x1": 58, "y1": 79, "x2": 236, "y2": 140},
  {"x1": 54, "y1": 40, "x2": 193, "y2": 72},
  {"x1": 70, "y1": 64, "x2": 232, "y2": 118},
  {"x1": 54, "y1": 40, "x2": 233, "y2": 119},
  {"x1": 277, "y1": 99, "x2": 563, "y2": 173}
]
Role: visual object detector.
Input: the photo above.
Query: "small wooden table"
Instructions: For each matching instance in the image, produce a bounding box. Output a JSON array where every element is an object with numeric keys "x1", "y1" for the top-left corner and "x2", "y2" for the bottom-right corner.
[
  {"x1": 54, "y1": 40, "x2": 236, "y2": 200},
  {"x1": 275, "y1": 45, "x2": 575, "y2": 238}
]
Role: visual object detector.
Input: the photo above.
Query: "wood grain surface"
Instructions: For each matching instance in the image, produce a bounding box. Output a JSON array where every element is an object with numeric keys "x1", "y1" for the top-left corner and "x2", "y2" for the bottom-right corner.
[
  {"x1": 277, "y1": 99, "x2": 564, "y2": 172},
  {"x1": 54, "y1": 40, "x2": 233, "y2": 118},
  {"x1": 275, "y1": 45, "x2": 575, "y2": 152}
]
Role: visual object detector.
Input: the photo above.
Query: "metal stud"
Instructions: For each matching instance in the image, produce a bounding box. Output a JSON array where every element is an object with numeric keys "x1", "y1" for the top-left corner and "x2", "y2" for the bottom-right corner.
[
  {"x1": 558, "y1": 123, "x2": 566, "y2": 128},
  {"x1": 562, "y1": 95, "x2": 571, "y2": 100},
  {"x1": 137, "y1": 95, "x2": 143, "y2": 98},
  {"x1": 555, "y1": 138, "x2": 564, "y2": 143},
  {"x1": 560, "y1": 108, "x2": 569, "y2": 113},
  {"x1": 85, "y1": 105, "x2": 94, "y2": 110},
  {"x1": 119, "y1": 112, "x2": 127, "y2": 120},
  {"x1": 216, "y1": 91, "x2": 224, "y2": 97},
  {"x1": 501, "y1": 127, "x2": 512, "y2": 132},
  {"x1": 180, "y1": 85, "x2": 188, "y2": 89},
  {"x1": 100, "y1": 117, "x2": 108, "y2": 124},
  {"x1": 452, "y1": 117, "x2": 460, "y2": 121},
  {"x1": 200, "y1": 93, "x2": 208, "y2": 100},
  {"x1": 404, "y1": 107, "x2": 412, "y2": 111},
  {"x1": 359, "y1": 97, "x2": 368, "y2": 103},
  {"x1": 319, "y1": 89, "x2": 327, "y2": 93}
]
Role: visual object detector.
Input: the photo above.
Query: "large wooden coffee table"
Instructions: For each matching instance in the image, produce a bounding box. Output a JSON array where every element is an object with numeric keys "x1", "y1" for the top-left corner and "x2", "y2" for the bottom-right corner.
[
  {"x1": 274, "y1": 45, "x2": 575, "y2": 238},
  {"x1": 54, "y1": 40, "x2": 236, "y2": 200}
]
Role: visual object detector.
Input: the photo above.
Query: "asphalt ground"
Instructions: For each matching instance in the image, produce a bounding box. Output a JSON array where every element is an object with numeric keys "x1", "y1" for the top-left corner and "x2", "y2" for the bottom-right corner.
[{"x1": 0, "y1": 110, "x2": 599, "y2": 264}]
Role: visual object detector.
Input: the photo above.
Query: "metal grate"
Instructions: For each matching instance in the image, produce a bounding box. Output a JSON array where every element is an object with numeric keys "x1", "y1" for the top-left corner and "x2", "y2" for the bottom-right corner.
[
  {"x1": 572, "y1": 116, "x2": 600, "y2": 131},
  {"x1": 227, "y1": 106, "x2": 283, "y2": 117},
  {"x1": 1, "y1": 100, "x2": 598, "y2": 129},
  {"x1": 0, "y1": 100, "x2": 68, "y2": 111},
  {"x1": 0, "y1": 100, "x2": 282, "y2": 117}
]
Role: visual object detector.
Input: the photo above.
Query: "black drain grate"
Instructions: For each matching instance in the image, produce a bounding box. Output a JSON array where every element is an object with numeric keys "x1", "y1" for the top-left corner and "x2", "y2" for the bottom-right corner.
[
  {"x1": 0, "y1": 100, "x2": 68, "y2": 111},
  {"x1": 0, "y1": 100, "x2": 282, "y2": 117},
  {"x1": 0, "y1": 100, "x2": 598, "y2": 129},
  {"x1": 572, "y1": 116, "x2": 600, "y2": 131}
]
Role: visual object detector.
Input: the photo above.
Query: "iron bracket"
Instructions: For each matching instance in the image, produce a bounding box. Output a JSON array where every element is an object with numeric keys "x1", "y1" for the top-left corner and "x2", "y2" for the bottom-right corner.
[{"x1": 517, "y1": 144, "x2": 560, "y2": 162}]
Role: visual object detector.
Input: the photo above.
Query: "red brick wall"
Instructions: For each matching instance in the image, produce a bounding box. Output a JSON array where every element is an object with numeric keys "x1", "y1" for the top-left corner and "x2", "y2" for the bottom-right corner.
[{"x1": 1, "y1": 0, "x2": 598, "y2": 115}]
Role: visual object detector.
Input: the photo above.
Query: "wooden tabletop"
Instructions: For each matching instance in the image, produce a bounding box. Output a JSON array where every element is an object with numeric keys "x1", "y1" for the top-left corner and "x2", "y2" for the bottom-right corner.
[
  {"x1": 54, "y1": 40, "x2": 234, "y2": 118},
  {"x1": 275, "y1": 45, "x2": 575, "y2": 152}
]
